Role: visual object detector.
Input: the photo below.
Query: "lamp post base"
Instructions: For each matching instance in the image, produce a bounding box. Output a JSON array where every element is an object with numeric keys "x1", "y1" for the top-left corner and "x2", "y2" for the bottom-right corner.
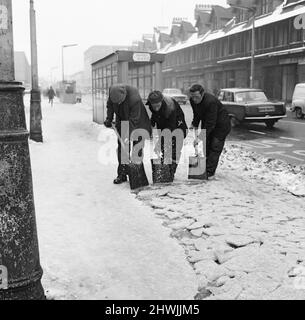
[
  {"x1": 0, "y1": 279, "x2": 45, "y2": 300},
  {"x1": 0, "y1": 81, "x2": 45, "y2": 301}
]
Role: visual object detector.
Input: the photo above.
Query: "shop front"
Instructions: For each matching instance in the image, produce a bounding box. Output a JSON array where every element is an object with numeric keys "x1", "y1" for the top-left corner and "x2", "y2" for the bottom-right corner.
[{"x1": 92, "y1": 50, "x2": 165, "y2": 124}]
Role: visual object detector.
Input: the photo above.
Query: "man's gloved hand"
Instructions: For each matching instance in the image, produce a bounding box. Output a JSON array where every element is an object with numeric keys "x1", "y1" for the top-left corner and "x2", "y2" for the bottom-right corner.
[
  {"x1": 104, "y1": 120, "x2": 112, "y2": 128},
  {"x1": 193, "y1": 137, "x2": 200, "y2": 147}
]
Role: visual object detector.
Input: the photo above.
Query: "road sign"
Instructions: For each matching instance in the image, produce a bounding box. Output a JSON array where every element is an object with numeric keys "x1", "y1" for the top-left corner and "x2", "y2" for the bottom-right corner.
[{"x1": 133, "y1": 53, "x2": 151, "y2": 62}]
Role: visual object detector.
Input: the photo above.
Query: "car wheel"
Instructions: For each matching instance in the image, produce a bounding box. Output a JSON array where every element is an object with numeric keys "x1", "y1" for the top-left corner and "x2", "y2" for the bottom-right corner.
[
  {"x1": 230, "y1": 116, "x2": 239, "y2": 128},
  {"x1": 295, "y1": 108, "x2": 304, "y2": 119},
  {"x1": 265, "y1": 120, "x2": 276, "y2": 129}
]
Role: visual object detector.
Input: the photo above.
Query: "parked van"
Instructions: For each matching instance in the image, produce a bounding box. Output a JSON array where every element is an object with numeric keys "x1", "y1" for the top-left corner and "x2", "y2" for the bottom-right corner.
[{"x1": 291, "y1": 83, "x2": 305, "y2": 119}]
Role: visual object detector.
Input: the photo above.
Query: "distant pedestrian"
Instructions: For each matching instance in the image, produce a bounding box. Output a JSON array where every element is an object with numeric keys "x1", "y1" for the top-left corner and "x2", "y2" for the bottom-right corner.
[
  {"x1": 106, "y1": 84, "x2": 152, "y2": 185},
  {"x1": 146, "y1": 91, "x2": 188, "y2": 180},
  {"x1": 47, "y1": 86, "x2": 56, "y2": 107},
  {"x1": 189, "y1": 84, "x2": 231, "y2": 179}
]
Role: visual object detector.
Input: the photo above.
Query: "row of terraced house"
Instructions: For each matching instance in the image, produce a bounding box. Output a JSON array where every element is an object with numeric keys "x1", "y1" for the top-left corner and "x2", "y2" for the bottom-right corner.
[{"x1": 132, "y1": 0, "x2": 305, "y2": 103}]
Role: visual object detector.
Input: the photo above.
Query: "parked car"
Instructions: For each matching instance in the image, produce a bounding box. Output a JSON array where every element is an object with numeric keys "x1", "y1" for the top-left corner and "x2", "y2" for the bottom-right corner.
[
  {"x1": 218, "y1": 88, "x2": 287, "y2": 129},
  {"x1": 162, "y1": 88, "x2": 188, "y2": 105},
  {"x1": 291, "y1": 83, "x2": 305, "y2": 119}
]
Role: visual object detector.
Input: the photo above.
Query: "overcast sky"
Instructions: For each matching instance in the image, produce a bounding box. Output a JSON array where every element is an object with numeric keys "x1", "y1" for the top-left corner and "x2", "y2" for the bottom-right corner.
[{"x1": 12, "y1": 0, "x2": 227, "y2": 81}]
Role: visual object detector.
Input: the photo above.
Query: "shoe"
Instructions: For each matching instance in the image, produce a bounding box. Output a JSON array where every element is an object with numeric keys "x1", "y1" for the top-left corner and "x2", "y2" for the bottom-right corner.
[
  {"x1": 207, "y1": 172, "x2": 216, "y2": 180},
  {"x1": 113, "y1": 175, "x2": 128, "y2": 184}
]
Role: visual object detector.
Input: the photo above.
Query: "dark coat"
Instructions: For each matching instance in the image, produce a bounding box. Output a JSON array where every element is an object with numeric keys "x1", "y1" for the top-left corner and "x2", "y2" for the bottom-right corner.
[
  {"x1": 47, "y1": 88, "x2": 56, "y2": 99},
  {"x1": 190, "y1": 92, "x2": 231, "y2": 140},
  {"x1": 146, "y1": 96, "x2": 188, "y2": 138},
  {"x1": 106, "y1": 85, "x2": 152, "y2": 138}
]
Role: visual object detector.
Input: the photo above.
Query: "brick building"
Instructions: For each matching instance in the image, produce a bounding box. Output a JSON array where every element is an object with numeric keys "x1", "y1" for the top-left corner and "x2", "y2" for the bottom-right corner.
[{"x1": 159, "y1": 0, "x2": 305, "y2": 102}]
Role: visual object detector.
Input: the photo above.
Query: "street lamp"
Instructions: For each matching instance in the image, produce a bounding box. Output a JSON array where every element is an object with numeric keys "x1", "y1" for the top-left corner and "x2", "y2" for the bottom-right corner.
[
  {"x1": 62, "y1": 44, "x2": 78, "y2": 82},
  {"x1": 0, "y1": 0, "x2": 45, "y2": 300},
  {"x1": 227, "y1": 1, "x2": 257, "y2": 88},
  {"x1": 29, "y1": 0, "x2": 43, "y2": 142}
]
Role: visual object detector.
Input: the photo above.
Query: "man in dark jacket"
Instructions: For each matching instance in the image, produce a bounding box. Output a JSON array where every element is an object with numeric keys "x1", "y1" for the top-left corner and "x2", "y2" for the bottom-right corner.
[
  {"x1": 105, "y1": 84, "x2": 152, "y2": 184},
  {"x1": 189, "y1": 84, "x2": 231, "y2": 179},
  {"x1": 146, "y1": 91, "x2": 188, "y2": 179}
]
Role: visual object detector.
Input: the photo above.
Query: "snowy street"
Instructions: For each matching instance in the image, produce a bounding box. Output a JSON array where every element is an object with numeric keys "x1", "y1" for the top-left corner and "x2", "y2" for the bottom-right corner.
[
  {"x1": 26, "y1": 97, "x2": 305, "y2": 300},
  {"x1": 26, "y1": 98, "x2": 197, "y2": 300}
]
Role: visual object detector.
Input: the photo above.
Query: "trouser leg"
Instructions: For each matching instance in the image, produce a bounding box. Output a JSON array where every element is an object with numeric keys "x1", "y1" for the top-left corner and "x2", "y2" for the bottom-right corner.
[
  {"x1": 161, "y1": 137, "x2": 183, "y2": 178},
  {"x1": 206, "y1": 136, "x2": 226, "y2": 176},
  {"x1": 171, "y1": 139, "x2": 183, "y2": 177},
  {"x1": 117, "y1": 138, "x2": 129, "y2": 177}
]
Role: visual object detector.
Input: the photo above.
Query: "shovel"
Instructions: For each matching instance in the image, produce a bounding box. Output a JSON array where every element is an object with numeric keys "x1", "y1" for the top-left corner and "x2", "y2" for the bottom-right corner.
[
  {"x1": 188, "y1": 131, "x2": 208, "y2": 181},
  {"x1": 112, "y1": 125, "x2": 149, "y2": 190},
  {"x1": 151, "y1": 157, "x2": 174, "y2": 184}
]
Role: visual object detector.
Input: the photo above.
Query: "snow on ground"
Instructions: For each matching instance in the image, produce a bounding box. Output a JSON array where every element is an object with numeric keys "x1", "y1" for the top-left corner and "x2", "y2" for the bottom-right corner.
[
  {"x1": 137, "y1": 138, "x2": 305, "y2": 300},
  {"x1": 26, "y1": 98, "x2": 197, "y2": 300},
  {"x1": 25, "y1": 97, "x2": 305, "y2": 300}
]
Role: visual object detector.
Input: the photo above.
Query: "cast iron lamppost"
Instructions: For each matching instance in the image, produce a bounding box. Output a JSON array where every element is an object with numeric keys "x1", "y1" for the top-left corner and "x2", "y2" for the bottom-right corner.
[
  {"x1": 29, "y1": 0, "x2": 43, "y2": 142},
  {"x1": 62, "y1": 44, "x2": 78, "y2": 82},
  {"x1": 227, "y1": 0, "x2": 257, "y2": 88},
  {"x1": 0, "y1": 0, "x2": 45, "y2": 300}
]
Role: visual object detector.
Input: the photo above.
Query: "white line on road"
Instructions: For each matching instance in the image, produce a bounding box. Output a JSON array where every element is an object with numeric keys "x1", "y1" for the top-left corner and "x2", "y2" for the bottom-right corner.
[
  {"x1": 281, "y1": 120, "x2": 305, "y2": 126},
  {"x1": 280, "y1": 137, "x2": 301, "y2": 142},
  {"x1": 249, "y1": 130, "x2": 266, "y2": 135}
]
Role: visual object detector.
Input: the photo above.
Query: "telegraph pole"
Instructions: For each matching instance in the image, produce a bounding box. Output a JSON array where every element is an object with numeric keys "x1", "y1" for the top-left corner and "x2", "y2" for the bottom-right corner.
[
  {"x1": 29, "y1": 0, "x2": 43, "y2": 142},
  {"x1": 0, "y1": 0, "x2": 45, "y2": 300}
]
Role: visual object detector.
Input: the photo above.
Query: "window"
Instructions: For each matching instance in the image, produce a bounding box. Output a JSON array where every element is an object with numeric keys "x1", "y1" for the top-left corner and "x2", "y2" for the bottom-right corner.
[
  {"x1": 258, "y1": 0, "x2": 270, "y2": 15},
  {"x1": 290, "y1": 18, "x2": 303, "y2": 43},
  {"x1": 278, "y1": 20, "x2": 289, "y2": 46},
  {"x1": 224, "y1": 91, "x2": 234, "y2": 102},
  {"x1": 218, "y1": 91, "x2": 224, "y2": 101},
  {"x1": 229, "y1": 36, "x2": 235, "y2": 55},
  {"x1": 235, "y1": 91, "x2": 268, "y2": 103}
]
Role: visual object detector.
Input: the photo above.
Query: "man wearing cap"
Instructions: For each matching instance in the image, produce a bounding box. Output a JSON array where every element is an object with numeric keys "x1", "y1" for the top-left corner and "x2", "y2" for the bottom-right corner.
[
  {"x1": 106, "y1": 84, "x2": 152, "y2": 184},
  {"x1": 189, "y1": 84, "x2": 231, "y2": 179},
  {"x1": 146, "y1": 91, "x2": 188, "y2": 180}
]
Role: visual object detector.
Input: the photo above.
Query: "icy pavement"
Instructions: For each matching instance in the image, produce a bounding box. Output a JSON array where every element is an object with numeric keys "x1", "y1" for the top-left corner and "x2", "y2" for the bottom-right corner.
[
  {"x1": 26, "y1": 99, "x2": 197, "y2": 300},
  {"x1": 26, "y1": 98, "x2": 305, "y2": 300},
  {"x1": 137, "y1": 145, "x2": 305, "y2": 300}
]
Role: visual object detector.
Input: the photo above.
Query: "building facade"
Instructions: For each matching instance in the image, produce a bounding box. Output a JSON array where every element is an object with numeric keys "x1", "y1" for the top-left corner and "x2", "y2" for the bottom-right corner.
[
  {"x1": 92, "y1": 50, "x2": 165, "y2": 124},
  {"x1": 159, "y1": 0, "x2": 305, "y2": 102},
  {"x1": 84, "y1": 45, "x2": 130, "y2": 92}
]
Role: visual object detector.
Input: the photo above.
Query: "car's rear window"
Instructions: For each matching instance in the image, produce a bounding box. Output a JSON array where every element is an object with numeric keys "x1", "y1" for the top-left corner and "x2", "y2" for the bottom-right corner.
[
  {"x1": 163, "y1": 89, "x2": 182, "y2": 95},
  {"x1": 235, "y1": 91, "x2": 268, "y2": 103}
]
